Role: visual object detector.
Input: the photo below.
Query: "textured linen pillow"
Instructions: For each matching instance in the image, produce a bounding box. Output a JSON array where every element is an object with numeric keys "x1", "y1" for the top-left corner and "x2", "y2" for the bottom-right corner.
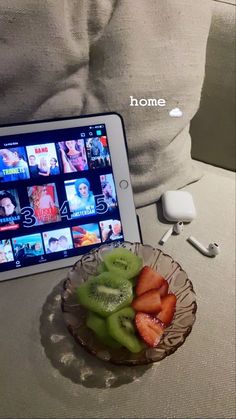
[{"x1": 0, "y1": 0, "x2": 212, "y2": 207}]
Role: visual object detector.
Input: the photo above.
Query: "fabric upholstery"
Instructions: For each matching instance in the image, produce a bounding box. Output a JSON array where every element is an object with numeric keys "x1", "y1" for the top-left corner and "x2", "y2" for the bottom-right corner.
[
  {"x1": 0, "y1": 0, "x2": 212, "y2": 207},
  {"x1": 0, "y1": 161, "x2": 235, "y2": 419},
  {"x1": 191, "y1": 0, "x2": 236, "y2": 171}
]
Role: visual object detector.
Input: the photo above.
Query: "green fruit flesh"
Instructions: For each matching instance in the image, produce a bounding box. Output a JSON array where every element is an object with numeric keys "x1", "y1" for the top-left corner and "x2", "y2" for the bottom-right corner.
[
  {"x1": 107, "y1": 307, "x2": 144, "y2": 353},
  {"x1": 76, "y1": 272, "x2": 133, "y2": 317},
  {"x1": 86, "y1": 311, "x2": 121, "y2": 348},
  {"x1": 128, "y1": 277, "x2": 137, "y2": 287},
  {"x1": 103, "y1": 248, "x2": 142, "y2": 280},
  {"x1": 97, "y1": 262, "x2": 107, "y2": 274}
]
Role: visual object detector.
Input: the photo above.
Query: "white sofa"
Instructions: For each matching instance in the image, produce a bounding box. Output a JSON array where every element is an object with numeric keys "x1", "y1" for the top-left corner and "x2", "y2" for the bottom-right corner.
[
  {"x1": 0, "y1": 161, "x2": 234, "y2": 419},
  {"x1": 0, "y1": 1, "x2": 235, "y2": 418}
]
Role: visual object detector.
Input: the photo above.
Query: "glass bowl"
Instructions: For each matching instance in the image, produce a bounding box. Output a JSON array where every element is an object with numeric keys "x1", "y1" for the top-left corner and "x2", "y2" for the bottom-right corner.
[{"x1": 61, "y1": 241, "x2": 197, "y2": 365}]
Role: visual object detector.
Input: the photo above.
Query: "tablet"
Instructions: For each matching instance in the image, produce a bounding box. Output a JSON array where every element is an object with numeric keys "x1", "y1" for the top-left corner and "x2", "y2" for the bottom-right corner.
[{"x1": 0, "y1": 113, "x2": 141, "y2": 281}]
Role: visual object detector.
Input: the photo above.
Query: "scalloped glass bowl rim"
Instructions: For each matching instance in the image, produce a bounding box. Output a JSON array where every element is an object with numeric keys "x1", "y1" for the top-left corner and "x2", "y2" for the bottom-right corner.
[{"x1": 61, "y1": 241, "x2": 197, "y2": 365}]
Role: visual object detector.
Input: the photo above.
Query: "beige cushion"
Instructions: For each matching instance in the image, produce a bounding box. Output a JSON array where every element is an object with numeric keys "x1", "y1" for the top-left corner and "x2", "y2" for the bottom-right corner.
[
  {"x1": 191, "y1": 0, "x2": 236, "y2": 171},
  {"x1": 0, "y1": 162, "x2": 235, "y2": 418},
  {"x1": 0, "y1": 0, "x2": 212, "y2": 207}
]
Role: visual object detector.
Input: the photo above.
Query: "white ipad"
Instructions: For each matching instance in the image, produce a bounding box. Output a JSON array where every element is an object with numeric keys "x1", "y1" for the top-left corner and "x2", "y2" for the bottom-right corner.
[{"x1": 0, "y1": 113, "x2": 141, "y2": 281}]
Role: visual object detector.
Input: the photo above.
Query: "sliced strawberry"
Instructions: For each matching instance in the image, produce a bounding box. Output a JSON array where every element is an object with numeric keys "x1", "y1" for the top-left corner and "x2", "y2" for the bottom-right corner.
[
  {"x1": 135, "y1": 266, "x2": 165, "y2": 296},
  {"x1": 158, "y1": 279, "x2": 169, "y2": 298},
  {"x1": 157, "y1": 294, "x2": 177, "y2": 325},
  {"x1": 132, "y1": 289, "x2": 162, "y2": 314},
  {"x1": 135, "y1": 313, "x2": 164, "y2": 347}
]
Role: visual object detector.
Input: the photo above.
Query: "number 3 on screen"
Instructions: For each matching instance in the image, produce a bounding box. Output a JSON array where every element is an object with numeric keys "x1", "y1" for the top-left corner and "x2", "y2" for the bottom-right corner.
[{"x1": 21, "y1": 207, "x2": 37, "y2": 227}]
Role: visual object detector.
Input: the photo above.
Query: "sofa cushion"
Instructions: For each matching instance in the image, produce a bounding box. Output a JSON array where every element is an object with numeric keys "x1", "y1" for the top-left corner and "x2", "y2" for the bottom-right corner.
[
  {"x1": 137, "y1": 160, "x2": 235, "y2": 280},
  {"x1": 190, "y1": 0, "x2": 236, "y2": 171},
  {"x1": 0, "y1": 1, "x2": 212, "y2": 207},
  {"x1": 0, "y1": 161, "x2": 234, "y2": 419}
]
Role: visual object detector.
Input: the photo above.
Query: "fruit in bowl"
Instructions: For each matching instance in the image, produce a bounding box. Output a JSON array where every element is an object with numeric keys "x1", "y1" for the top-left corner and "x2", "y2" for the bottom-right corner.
[
  {"x1": 61, "y1": 242, "x2": 197, "y2": 365},
  {"x1": 75, "y1": 249, "x2": 178, "y2": 352}
]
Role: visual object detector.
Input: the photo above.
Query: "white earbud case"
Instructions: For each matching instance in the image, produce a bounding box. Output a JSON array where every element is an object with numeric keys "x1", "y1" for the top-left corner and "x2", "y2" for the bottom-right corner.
[{"x1": 162, "y1": 191, "x2": 197, "y2": 222}]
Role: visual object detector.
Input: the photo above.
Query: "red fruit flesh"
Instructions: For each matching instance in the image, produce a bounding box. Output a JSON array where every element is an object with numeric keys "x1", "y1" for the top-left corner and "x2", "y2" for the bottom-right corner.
[
  {"x1": 158, "y1": 294, "x2": 177, "y2": 325},
  {"x1": 132, "y1": 289, "x2": 162, "y2": 314},
  {"x1": 136, "y1": 266, "x2": 166, "y2": 296},
  {"x1": 157, "y1": 280, "x2": 169, "y2": 297},
  {"x1": 135, "y1": 313, "x2": 164, "y2": 347}
]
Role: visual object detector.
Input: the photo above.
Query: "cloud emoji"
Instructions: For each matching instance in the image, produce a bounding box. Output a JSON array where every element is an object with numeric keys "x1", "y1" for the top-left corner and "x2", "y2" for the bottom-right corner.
[{"x1": 169, "y1": 107, "x2": 183, "y2": 118}]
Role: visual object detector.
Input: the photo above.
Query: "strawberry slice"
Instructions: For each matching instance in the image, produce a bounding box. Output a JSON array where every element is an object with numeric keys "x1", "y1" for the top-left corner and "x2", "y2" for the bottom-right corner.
[
  {"x1": 158, "y1": 279, "x2": 169, "y2": 298},
  {"x1": 135, "y1": 266, "x2": 166, "y2": 296},
  {"x1": 157, "y1": 294, "x2": 177, "y2": 325},
  {"x1": 135, "y1": 313, "x2": 164, "y2": 347},
  {"x1": 132, "y1": 289, "x2": 162, "y2": 314}
]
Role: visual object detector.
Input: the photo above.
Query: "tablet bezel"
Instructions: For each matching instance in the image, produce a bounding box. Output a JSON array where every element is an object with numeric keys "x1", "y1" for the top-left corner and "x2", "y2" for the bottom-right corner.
[{"x1": 0, "y1": 112, "x2": 141, "y2": 281}]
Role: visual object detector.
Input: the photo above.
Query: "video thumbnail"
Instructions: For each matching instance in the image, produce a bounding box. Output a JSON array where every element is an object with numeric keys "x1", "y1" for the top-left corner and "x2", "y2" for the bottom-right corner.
[
  {"x1": 12, "y1": 233, "x2": 44, "y2": 260},
  {"x1": 26, "y1": 143, "x2": 60, "y2": 178},
  {"x1": 0, "y1": 147, "x2": 30, "y2": 182},
  {"x1": 0, "y1": 189, "x2": 21, "y2": 232},
  {"x1": 64, "y1": 178, "x2": 96, "y2": 218},
  {"x1": 58, "y1": 140, "x2": 88, "y2": 173},
  {"x1": 99, "y1": 219, "x2": 123, "y2": 242},
  {"x1": 0, "y1": 239, "x2": 14, "y2": 264},
  {"x1": 42, "y1": 227, "x2": 73, "y2": 254},
  {"x1": 100, "y1": 174, "x2": 117, "y2": 212},
  {"x1": 85, "y1": 136, "x2": 111, "y2": 169},
  {"x1": 72, "y1": 223, "x2": 101, "y2": 248},
  {"x1": 27, "y1": 183, "x2": 60, "y2": 225}
]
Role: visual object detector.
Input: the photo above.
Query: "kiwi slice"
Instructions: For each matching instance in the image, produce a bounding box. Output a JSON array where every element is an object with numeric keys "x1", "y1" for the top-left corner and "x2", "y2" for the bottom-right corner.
[
  {"x1": 76, "y1": 272, "x2": 133, "y2": 317},
  {"x1": 106, "y1": 307, "x2": 144, "y2": 353},
  {"x1": 86, "y1": 311, "x2": 121, "y2": 348},
  {"x1": 97, "y1": 262, "x2": 107, "y2": 274},
  {"x1": 103, "y1": 248, "x2": 142, "y2": 280}
]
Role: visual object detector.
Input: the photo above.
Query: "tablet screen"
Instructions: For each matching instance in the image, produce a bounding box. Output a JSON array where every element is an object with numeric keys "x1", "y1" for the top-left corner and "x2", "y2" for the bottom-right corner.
[{"x1": 0, "y1": 124, "x2": 124, "y2": 274}]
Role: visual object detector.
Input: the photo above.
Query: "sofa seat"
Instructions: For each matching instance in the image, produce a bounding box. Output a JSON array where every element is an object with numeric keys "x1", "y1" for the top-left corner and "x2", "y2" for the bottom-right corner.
[
  {"x1": 138, "y1": 160, "x2": 235, "y2": 283},
  {"x1": 0, "y1": 161, "x2": 235, "y2": 419}
]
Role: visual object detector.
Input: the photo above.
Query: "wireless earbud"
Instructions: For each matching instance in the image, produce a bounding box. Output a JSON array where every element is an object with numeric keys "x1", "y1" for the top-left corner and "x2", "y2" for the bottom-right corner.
[
  {"x1": 187, "y1": 236, "x2": 220, "y2": 257},
  {"x1": 159, "y1": 222, "x2": 183, "y2": 245}
]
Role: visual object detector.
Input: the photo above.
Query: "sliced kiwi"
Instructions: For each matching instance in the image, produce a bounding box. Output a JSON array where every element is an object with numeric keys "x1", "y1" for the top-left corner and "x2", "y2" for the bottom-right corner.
[
  {"x1": 76, "y1": 272, "x2": 133, "y2": 317},
  {"x1": 128, "y1": 277, "x2": 137, "y2": 287},
  {"x1": 106, "y1": 307, "x2": 144, "y2": 353},
  {"x1": 103, "y1": 248, "x2": 142, "y2": 280},
  {"x1": 97, "y1": 262, "x2": 107, "y2": 274},
  {"x1": 86, "y1": 311, "x2": 121, "y2": 348}
]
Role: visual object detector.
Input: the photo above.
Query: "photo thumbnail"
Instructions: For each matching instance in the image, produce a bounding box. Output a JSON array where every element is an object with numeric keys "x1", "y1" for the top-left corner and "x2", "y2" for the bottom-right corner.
[
  {"x1": 43, "y1": 227, "x2": 73, "y2": 254},
  {"x1": 72, "y1": 223, "x2": 101, "y2": 248},
  {"x1": 0, "y1": 239, "x2": 14, "y2": 264},
  {"x1": 0, "y1": 189, "x2": 21, "y2": 232},
  {"x1": 65, "y1": 178, "x2": 96, "y2": 218},
  {"x1": 0, "y1": 147, "x2": 30, "y2": 182},
  {"x1": 57, "y1": 140, "x2": 88, "y2": 173},
  {"x1": 85, "y1": 136, "x2": 111, "y2": 169},
  {"x1": 26, "y1": 143, "x2": 60, "y2": 178},
  {"x1": 99, "y1": 219, "x2": 123, "y2": 242},
  {"x1": 100, "y1": 173, "x2": 117, "y2": 212},
  {"x1": 12, "y1": 233, "x2": 44, "y2": 261},
  {"x1": 27, "y1": 183, "x2": 60, "y2": 225}
]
